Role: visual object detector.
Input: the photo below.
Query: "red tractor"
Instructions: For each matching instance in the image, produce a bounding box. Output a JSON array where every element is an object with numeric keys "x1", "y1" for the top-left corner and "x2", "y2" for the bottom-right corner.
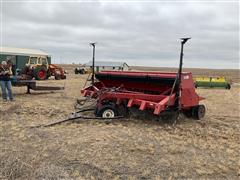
[{"x1": 22, "y1": 56, "x2": 66, "y2": 80}]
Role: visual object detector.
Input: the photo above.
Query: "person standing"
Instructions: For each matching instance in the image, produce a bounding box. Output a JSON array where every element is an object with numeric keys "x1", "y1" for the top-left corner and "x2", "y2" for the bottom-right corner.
[{"x1": 0, "y1": 60, "x2": 14, "y2": 101}]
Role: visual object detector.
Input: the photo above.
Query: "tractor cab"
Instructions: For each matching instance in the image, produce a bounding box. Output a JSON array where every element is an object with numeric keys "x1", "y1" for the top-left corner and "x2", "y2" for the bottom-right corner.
[{"x1": 27, "y1": 56, "x2": 49, "y2": 69}]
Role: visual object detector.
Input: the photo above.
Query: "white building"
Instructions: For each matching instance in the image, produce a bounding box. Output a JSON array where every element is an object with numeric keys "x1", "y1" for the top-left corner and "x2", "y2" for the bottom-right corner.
[{"x1": 84, "y1": 61, "x2": 129, "y2": 72}]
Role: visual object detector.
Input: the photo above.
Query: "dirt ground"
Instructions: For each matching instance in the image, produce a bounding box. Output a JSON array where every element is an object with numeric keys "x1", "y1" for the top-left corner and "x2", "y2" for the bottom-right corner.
[{"x1": 0, "y1": 65, "x2": 240, "y2": 179}]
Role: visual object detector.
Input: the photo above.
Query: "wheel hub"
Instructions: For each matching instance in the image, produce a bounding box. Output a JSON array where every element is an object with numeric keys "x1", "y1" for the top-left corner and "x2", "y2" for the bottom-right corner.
[
  {"x1": 102, "y1": 109, "x2": 115, "y2": 118},
  {"x1": 38, "y1": 71, "x2": 45, "y2": 78},
  {"x1": 198, "y1": 106, "x2": 205, "y2": 118}
]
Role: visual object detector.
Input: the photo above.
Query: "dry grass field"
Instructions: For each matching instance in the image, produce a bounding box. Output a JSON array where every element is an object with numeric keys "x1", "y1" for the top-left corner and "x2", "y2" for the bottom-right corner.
[{"x1": 0, "y1": 65, "x2": 240, "y2": 179}]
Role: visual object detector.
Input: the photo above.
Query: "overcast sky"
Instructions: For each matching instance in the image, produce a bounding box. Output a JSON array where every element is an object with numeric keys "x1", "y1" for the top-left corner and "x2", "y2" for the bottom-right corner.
[{"x1": 1, "y1": 0, "x2": 239, "y2": 69}]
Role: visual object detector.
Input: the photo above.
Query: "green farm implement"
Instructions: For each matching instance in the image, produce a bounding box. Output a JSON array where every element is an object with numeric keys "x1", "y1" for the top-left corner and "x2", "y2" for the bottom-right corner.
[{"x1": 194, "y1": 77, "x2": 231, "y2": 89}]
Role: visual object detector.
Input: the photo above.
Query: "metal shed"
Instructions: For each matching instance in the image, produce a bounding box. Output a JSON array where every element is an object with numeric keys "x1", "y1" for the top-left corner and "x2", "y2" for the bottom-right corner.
[
  {"x1": 84, "y1": 61, "x2": 129, "y2": 72},
  {"x1": 0, "y1": 47, "x2": 51, "y2": 71}
]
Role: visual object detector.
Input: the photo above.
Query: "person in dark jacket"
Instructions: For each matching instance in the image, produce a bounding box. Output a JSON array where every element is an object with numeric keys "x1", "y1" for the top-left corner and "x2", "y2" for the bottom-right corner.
[{"x1": 0, "y1": 60, "x2": 14, "y2": 101}]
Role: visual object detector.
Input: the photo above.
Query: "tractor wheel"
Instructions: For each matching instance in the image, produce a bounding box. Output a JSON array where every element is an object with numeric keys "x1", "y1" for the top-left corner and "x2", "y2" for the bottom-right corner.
[
  {"x1": 75, "y1": 68, "x2": 79, "y2": 74},
  {"x1": 96, "y1": 104, "x2": 119, "y2": 118},
  {"x1": 193, "y1": 105, "x2": 205, "y2": 120},
  {"x1": 55, "y1": 75, "x2": 61, "y2": 80},
  {"x1": 34, "y1": 66, "x2": 47, "y2": 80},
  {"x1": 79, "y1": 69, "x2": 83, "y2": 74},
  {"x1": 46, "y1": 71, "x2": 51, "y2": 80}
]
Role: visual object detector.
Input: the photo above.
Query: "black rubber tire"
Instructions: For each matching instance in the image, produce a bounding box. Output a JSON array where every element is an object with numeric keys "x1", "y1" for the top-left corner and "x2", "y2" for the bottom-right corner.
[
  {"x1": 226, "y1": 84, "x2": 231, "y2": 90},
  {"x1": 193, "y1": 105, "x2": 205, "y2": 120},
  {"x1": 46, "y1": 70, "x2": 51, "y2": 79},
  {"x1": 75, "y1": 68, "x2": 79, "y2": 74},
  {"x1": 55, "y1": 75, "x2": 61, "y2": 80},
  {"x1": 33, "y1": 66, "x2": 47, "y2": 80},
  {"x1": 79, "y1": 69, "x2": 84, "y2": 74},
  {"x1": 96, "y1": 104, "x2": 119, "y2": 118}
]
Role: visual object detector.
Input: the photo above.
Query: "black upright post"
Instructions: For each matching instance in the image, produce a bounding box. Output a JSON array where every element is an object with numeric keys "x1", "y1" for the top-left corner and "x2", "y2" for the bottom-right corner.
[
  {"x1": 90, "y1": 42, "x2": 96, "y2": 85},
  {"x1": 177, "y1": 38, "x2": 191, "y2": 109}
]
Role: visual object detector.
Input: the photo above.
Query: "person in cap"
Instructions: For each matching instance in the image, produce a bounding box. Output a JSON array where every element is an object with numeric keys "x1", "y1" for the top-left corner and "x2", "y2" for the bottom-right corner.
[{"x1": 0, "y1": 58, "x2": 14, "y2": 101}]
